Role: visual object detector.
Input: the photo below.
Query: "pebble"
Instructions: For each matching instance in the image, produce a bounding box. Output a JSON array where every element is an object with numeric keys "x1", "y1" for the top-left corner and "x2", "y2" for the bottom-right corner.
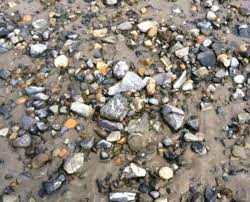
[
  {"x1": 105, "y1": 0, "x2": 118, "y2": 5},
  {"x1": 30, "y1": 44, "x2": 47, "y2": 57},
  {"x1": 100, "y1": 94, "x2": 128, "y2": 121},
  {"x1": 26, "y1": 86, "x2": 45, "y2": 95},
  {"x1": 93, "y1": 28, "x2": 108, "y2": 38},
  {"x1": 146, "y1": 78, "x2": 156, "y2": 96},
  {"x1": 54, "y1": 55, "x2": 69, "y2": 68},
  {"x1": 0, "y1": 128, "x2": 9, "y2": 137},
  {"x1": 128, "y1": 133, "x2": 145, "y2": 152},
  {"x1": 237, "y1": 112, "x2": 250, "y2": 123},
  {"x1": 137, "y1": 20, "x2": 157, "y2": 33},
  {"x1": 183, "y1": 132, "x2": 201, "y2": 142},
  {"x1": 158, "y1": 167, "x2": 174, "y2": 180},
  {"x1": 108, "y1": 71, "x2": 146, "y2": 95},
  {"x1": 106, "y1": 131, "x2": 121, "y2": 142},
  {"x1": 63, "y1": 153, "x2": 84, "y2": 174},
  {"x1": 233, "y1": 75, "x2": 245, "y2": 84},
  {"x1": 117, "y1": 21, "x2": 133, "y2": 31},
  {"x1": 80, "y1": 137, "x2": 95, "y2": 151},
  {"x1": 113, "y1": 61, "x2": 129, "y2": 79},
  {"x1": 182, "y1": 80, "x2": 193, "y2": 91},
  {"x1": 32, "y1": 153, "x2": 49, "y2": 168},
  {"x1": 173, "y1": 70, "x2": 186, "y2": 89},
  {"x1": 197, "y1": 51, "x2": 216, "y2": 67},
  {"x1": 2, "y1": 195, "x2": 19, "y2": 202},
  {"x1": 42, "y1": 174, "x2": 65, "y2": 195},
  {"x1": 121, "y1": 163, "x2": 147, "y2": 179},
  {"x1": 206, "y1": 11, "x2": 217, "y2": 21},
  {"x1": 232, "y1": 145, "x2": 247, "y2": 159},
  {"x1": 13, "y1": 134, "x2": 31, "y2": 148},
  {"x1": 109, "y1": 192, "x2": 137, "y2": 202},
  {"x1": 162, "y1": 105, "x2": 185, "y2": 130},
  {"x1": 175, "y1": 47, "x2": 189, "y2": 58},
  {"x1": 70, "y1": 102, "x2": 94, "y2": 118},
  {"x1": 0, "y1": 69, "x2": 11, "y2": 80}
]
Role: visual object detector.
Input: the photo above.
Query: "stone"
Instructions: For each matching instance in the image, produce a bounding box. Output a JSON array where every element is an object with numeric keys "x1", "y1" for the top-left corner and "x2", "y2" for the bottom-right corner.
[
  {"x1": 108, "y1": 71, "x2": 146, "y2": 95},
  {"x1": 42, "y1": 174, "x2": 66, "y2": 195},
  {"x1": 146, "y1": 78, "x2": 156, "y2": 96},
  {"x1": 0, "y1": 69, "x2": 11, "y2": 80},
  {"x1": 32, "y1": 19, "x2": 48, "y2": 30},
  {"x1": 230, "y1": 57, "x2": 239, "y2": 68},
  {"x1": 70, "y1": 102, "x2": 94, "y2": 118},
  {"x1": 106, "y1": 131, "x2": 121, "y2": 142},
  {"x1": 0, "y1": 128, "x2": 9, "y2": 137},
  {"x1": 13, "y1": 134, "x2": 31, "y2": 148},
  {"x1": 30, "y1": 44, "x2": 47, "y2": 57},
  {"x1": 2, "y1": 195, "x2": 19, "y2": 202},
  {"x1": 183, "y1": 132, "x2": 201, "y2": 142},
  {"x1": 232, "y1": 145, "x2": 247, "y2": 159},
  {"x1": 63, "y1": 153, "x2": 84, "y2": 174},
  {"x1": 32, "y1": 153, "x2": 49, "y2": 168},
  {"x1": 237, "y1": 113, "x2": 250, "y2": 123},
  {"x1": 100, "y1": 94, "x2": 128, "y2": 121},
  {"x1": 175, "y1": 47, "x2": 189, "y2": 58},
  {"x1": 233, "y1": 75, "x2": 245, "y2": 84},
  {"x1": 109, "y1": 192, "x2": 137, "y2": 202},
  {"x1": 105, "y1": 0, "x2": 118, "y2": 5},
  {"x1": 153, "y1": 72, "x2": 173, "y2": 85},
  {"x1": 121, "y1": 163, "x2": 146, "y2": 179},
  {"x1": 26, "y1": 86, "x2": 45, "y2": 95},
  {"x1": 206, "y1": 11, "x2": 217, "y2": 21},
  {"x1": 80, "y1": 137, "x2": 95, "y2": 150},
  {"x1": 96, "y1": 140, "x2": 113, "y2": 149},
  {"x1": 127, "y1": 113, "x2": 149, "y2": 133},
  {"x1": 128, "y1": 133, "x2": 145, "y2": 152},
  {"x1": 98, "y1": 119, "x2": 124, "y2": 131},
  {"x1": 158, "y1": 167, "x2": 174, "y2": 180},
  {"x1": 113, "y1": 61, "x2": 129, "y2": 79},
  {"x1": 117, "y1": 21, "x2": 133, "y2": 31},
  {"x1": 162, "y1": 137, "x2": 173, "y2": 147},
  {"x1": 173, "y1": 70, "x2": 186, "y2": 89},
  {"x1": 197, "y1": 51, "x2": 216, "y2": 67},
  {"x1": 54, "y1": 55, "x2": 69, "y2": 68},
  {"x1": 155, "y1": 196, "x2": 168, "y2": 202},
  {"x1": 162, "y1": 105, "x2": 185, "y2": 130},
  {"x1": 191, "y1": 142, "x2": 207, "y2": 155},
  {"x1": 93, "y1": 28, "x2": 108, "y2": 38},
  {"x1": 217, "y1": 54, "x2": 230, "y2": 67},
  {"x1": 182, "y1": 80, "x2": 193, "y2": 91},
  {"x1": 137, "y1": 20, "x2": 157, "y2": 33}
]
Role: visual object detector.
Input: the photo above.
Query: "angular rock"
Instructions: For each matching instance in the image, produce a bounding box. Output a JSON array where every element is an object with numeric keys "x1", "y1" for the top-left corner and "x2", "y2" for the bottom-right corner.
[
  {"x1": 30, "y1": 44, "x2": 47, "y2": 57},
  {"x1": 0, "y1": 128, "x2": 9, "y2": 137},
  {"x1": 173, "y1": 70, "x2": 186, "y2": 89},
  {"x1": 109, "y1": 192, "x2": 137, "y2": 202},
  {"x1": 100, "y1": 94, "x2": 128, "y2": 121},
  {"x1": 117, "y1": 21, "x2": 133, "y2": 31},
  {"x1": 97, "y1": 119, "x2": 124, "y2": 131},
  {"x1": 70, "y1": 102, "x2": 94, "y2": 118},
  {"x1": 137, "y1": 20, "x2": 157, "y2": 33},
  {"x1": 121, "y1": 163, "x2": 146, "y2": 179},
  {"x1": 197, "y1": 51, "x2": 216, "y2": 67},
  {"x1": 158, "y1": 167, "x2": 174, "y2": 180},
  {"x1": 13, "y1": 134, "x2": 31, "y2": 148},
  {"x1": 128, "y1": 133, "x2": 145, "y2": 152},
  {"x1": 63, "y1": 153, "x2": 84, "y2": 174},
  {"x1": 113, "y1": 61, "x2": 129, "y2": 79},
  {"x1": 42, "y1": 174, "x2": 65, "y2": 195},
  {"x1": 162, "y1": 105, "x2": 185, "y2": 130}
]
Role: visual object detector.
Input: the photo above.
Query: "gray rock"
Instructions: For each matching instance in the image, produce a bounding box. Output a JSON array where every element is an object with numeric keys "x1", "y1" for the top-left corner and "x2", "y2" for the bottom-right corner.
[
  {"x1": 117, "y1": 21, "x2": 133, "y2": 31},
  {"x1": 197, "y1": 51, "x2": 216, "y2": 67},
  {"x1": 109, "y1": 192, "x2": 137, "y2": 202},
  {"x1": 128, "y1": 133, "x2": 145, "y2": 152},
  {"x1": 80, "y1": 137, "x2": 95, "y2": 150},
  {"x1": 153, "y1": 72, "x2": 173, "y2": 85},
  {"x1": 0, "y1": 69, "x2": 11, "y2": 80},
  {"x1": 13, "y1": 134, "x2": 31, "y2": 148},
  {"x1": 175, "y1": 47, "x2": 189, "y2": 58},
  {"x1": 32, "y1": 19, "x2": 48, "y2": 30},
  {"x1": 162, "y1": 105, "x2": 185, "y2": 130},
  {"x1": 232, "y1": 145, "x2": 247, "y2": 159},
  {"x1": 137, "y1": 20, "x2": 157, "y2": 33},
  {"x1": 0, "y1": 128, "x2": 9, "y2": 137},
  {"x1": 105, "y1": 0, "x2": 117, "y2": 5},
  {"x1": 173, "y1": 70, "x2": 186, "y2": 89},
  {"x1": 121, "y1": 163, "x2": 146, "y2": 179},
  {"x1": 113, "y1": 61, "x2": 129, "y2": 79},
  {"x1": 25, "y1": 86, "x2": 45, "y2": 95},
  {"x1": 63, "y1": 153, "x2": 84, "y2": 174},
  {"x1": 237, "y1": 112, "x2": 250, "y2": 123},
  {"x1": 108, "y1": 71, "x2": 146, "y2": 95},
  {"x1": 127, "y1": 113, "x2": 149, "y2": 133},
  {"x1": 0, "y1": 12, "x2": 16, "y2": 38},
  {"x1": 100, "y1": 94, "x2": 128, "y2": 121},
  {"x1": 97, "y1": 119, "x2": 124, "y2": 131},
  {"x1": 30, "y1": 44, "x2": 47, "y2": 57},
  {"x1": 2, "y1": 195, "x2": 19, "y2": 202},
  {"x1": 183, "y1": 132, "x2": 201, "y2": 142},
  {"x1": 106, "y1": 131, "x2": 121, "y2": 142},
  {"x1": 70, "y1": 102, "x2": 94, "y2": 118},
  {"x1": 96, "y1": 140, "x2": 113, "y2": 149}
]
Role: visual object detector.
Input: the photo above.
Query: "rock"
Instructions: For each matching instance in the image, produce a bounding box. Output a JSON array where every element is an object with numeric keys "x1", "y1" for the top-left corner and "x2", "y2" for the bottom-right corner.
[
  {"x1": 0, "y1": 128, "x2": 9, "y2": 137},
  {"x1": 100, "y1": 94, "x2": 128, "y2": 121},
  {"x1": 117, "y1": 21, "x2": 133, "y2": 31},
  {"x1": 191, "y1": 142, "x2": 207, "y2": 155},
  {"x1": 100, "y1": 151, "x2": 109, "y2": 160},
  {"x1": 26, "y1": 86, "x2": 45, "y2": 95},
  {"x1": 137, "y1": 20, "x2": 157, "y2": 33},
  {"x1": 183, "y1": 132, "x2": 201, "y2": 142},
  {"x1": 63, "y1": 153, "x2": 84, "y2": 174},
  {"x1": 13, "y1": 134, "x2": 31, "y2": 148},
  {"x1": 42, "y1": 174, "x2": 66, "y2": 195},
  {"x1": 70, "y1": 102, "x2": 94, "y2": 118},
  {"x1": 175, "y1": 47, "x2": 189, "y2": 58},
  {"x1": 30, "y1": 44, "x2": 47, "y2": 57},
  {"x1": 2, "y1": 195, "x2": 19, "y2": 202},
  {"x1": 113, "y1": 61, "x2": 129, "y2": 79},
  {"x1": 80, "y1": 137, "x2": 95, "y2": 150},
  {"x1": 182, "y1": 80, "x2": 193, "y2": 91},
  {"x1": 127, "y1": 113, "x2": 149, "y2": 133},
  {"x1": 149, "y1": 191, "x2": 160, "y2": 199},
  {"x1": 93, "y1": 28, "x2": 108, "y2": 38},
  {"x1": 162, "y1": 137, "x2": 173, "y2": 147},
  {"x1": 232, "y1": 145, "x2": 247, "y2": 159},
  {"x1": 32, "y1": 19, "x2": 48, "y2": 30},
  {"x1": 108, "y1": 71, "x2": 146, "y2": 95},
  {"x1": 206, "y1": 11, "x2": 217, "y2": 21},
  {"x1": 96, "y1": 140, "x2": 113, "y2": 149},
  {"x1": 109, "y1": 192, "x2": 137, "y2": 202},
  {"x1": 106, "y1": 131, "x2": 121, "y2": 142},
  {"x1": 204, "y1": 187, "x2": 216, "y2": 202},
  {"x1": 217, "y1": 54, "x2": 230, "y2": 67},
  {"x1": 98, "y1": 119, "x2": 124, "y2": 131},
  {"x1": 54, "y1": 55, "x2": 69, "y2": 68},
  {"x1": 32, "y1": 153, "x2": 49, "y2": 168},
  {"x1": 148, "y1": 26, "x2": 158, "y2": 38},
  {"x1": 237, "y1": 112, "x2": 250, "y2": 123},
  {"x1": 197, "y1": 51, "x2": 216, "y2": 67},
  {"x1": 239, "y1": 2, "x2": 250, "y2": 17},
  {"x1": 186, "y1": 117, "x2": 200, "y2": 131},
  {"x1": 105, "y1": 0, "x2": 118, "y2": 5},
  {"x1": 153, "y1": 72, "x2": 173, "y2": 85},
  {"x1": 121, "y1": 163, "x2": 146, "y2": 179},
  {"x1": 146, "y1": 78, "x2": 156, "y2": 96},
  {"x1": 158, "y1": 167, "x2": 174, "y2": 180},
  {"x1": 173, "y1": 70, "x2": 186, "y2": 89},
  {"x1": 128, "y1": 133, "x2": 145, "y2": 152},
  {"x1": 162, "y1": 105, "x2": 185, "y2": 130},
  {"x1": 0, "y1": 12, "x2": 16, "y2": 38},
  {"x1": 233, "y1": 75, "x2": 245, "y2": 84},
  {"x1": 155, "y1": 196, "x2": 168, "y2": 202},
  {"x1": 230, "y1": 57, "x2": 239, "y2": 68},
  {"x1": 0, "y1": 69, "x2": 11, "y2": 80}
]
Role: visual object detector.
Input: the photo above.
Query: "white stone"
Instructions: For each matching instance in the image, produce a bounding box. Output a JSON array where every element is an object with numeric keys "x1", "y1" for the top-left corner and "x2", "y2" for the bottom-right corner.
[
  {"x1": 137, "y1": 21, "x2": 157, "y2": 33},
  {"x1": 175, "y1": 47, "x2": 189, "y2": 58},
  {"x1": 63, "y1": 153, "x2": 84, "y2": 174},
  {"x1": 207, "y1": 11, "x2": 217, "y2": 21},
  {"x1": 182, "y1": 80, "x2": 193, "y2": 91},
  {"x1": 159, "y1": 167, "x2": 174, "y2": 180},
  {"x1": 233, "y1": 75, "x2": 245, "y2": 84},
  {"x1": 54, "y1": 55, "x2": 69, "y2": 68},
  {"x1": 0, "y1": 128, "x2": 9, "y2": 137},
  {"x1": 106, "y1": 131, "x2": 121, "y2": 142},
  {"x1": 70, "y1": 102, "x2": 94, "y2": 118}
]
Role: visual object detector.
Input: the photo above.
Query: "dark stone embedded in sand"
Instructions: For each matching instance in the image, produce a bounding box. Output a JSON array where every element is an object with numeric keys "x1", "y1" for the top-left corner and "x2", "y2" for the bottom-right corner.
[
  {"x1": 100, "y1": 94, "x2": 128, "y2": 121},
  {"x1": 162, "y1": 105, "x2": 185, "y2": 130},
  {"x1": 42, "y1": 174, "x2": 66, "y2": 195},
  {"x1": 237, "y1": 24, "x2": 250, "y2": 38},
  {"x1": 80, "y1": 137, "x2": 95, "y2": 151},
  {"x1": 13, "y1": 134, "x2": 32, "y2": 148},
  {"x1": 0, "y1": 69, "x2": 11, "y2": 80},
  {"x1": 0, "y1": 12, "x2": 16, "y2": 38},
  {"x1": 97, "y1": 119, "x2": 124, "y2": 131},
  {"x1": 197, "y1": 51, "x2": 216, "y2": 67}
]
